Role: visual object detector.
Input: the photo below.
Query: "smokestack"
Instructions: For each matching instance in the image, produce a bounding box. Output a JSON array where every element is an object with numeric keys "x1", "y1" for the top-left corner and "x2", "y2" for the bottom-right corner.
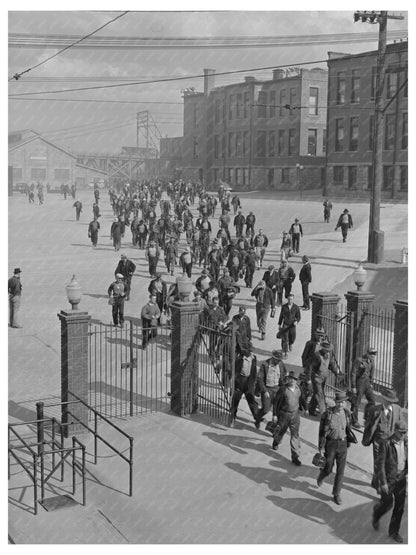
[{"x1": 204, "y1": 68, "x2": 216, "y2": 95}]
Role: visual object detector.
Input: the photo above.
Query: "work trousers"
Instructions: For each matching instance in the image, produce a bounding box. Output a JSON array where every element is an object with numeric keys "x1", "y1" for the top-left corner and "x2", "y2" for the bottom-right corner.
[
  {"x1": 112, "y1": 298, "x2": 124, "y2": 326},
  {"x1": 291, "y1": 233, "x2": 300, "y2": 253},
  {"x1": 373, "y1": 475, "x2": 407, "y2": 537},
  {"x1": 142, "y1": 318, "x2": 157, "y2": 348},
  {"x1": 273, "y1": 410, "x2": 301, "y2": 460},
  {"x1": 301, "y1": 281, "x2": 310, "y2": 309},
  {"x1": 318, "y1": 438, "x2": 348, "y2": 497},
  {"x1": 9, "y1": 295, "x2": 21, "y2": 327},
  {"x1": 351, "y1": 375, "x2": 376, "y2": 425},
  {"x1": 231, "y1": 376, "x2": 259, "y2": 420},
  {"x1": 309, "y1": 374, "x2": 327, "y2": 415},
  {"x1": 255, "y1": 304, "x2": 270, "y2": 334},
  {"x1": 280, "y1": 325, "x2": 296, "y2": 354},
  {"x1": 257, "y1": 386, "x2": 280, "y2": 421}
]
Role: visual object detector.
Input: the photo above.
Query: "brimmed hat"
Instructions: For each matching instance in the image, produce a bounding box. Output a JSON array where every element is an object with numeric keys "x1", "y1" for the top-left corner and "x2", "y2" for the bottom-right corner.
[
  {"x1": 287, "y1": 371, "x2": 298, "y2": 380},
  {"x1": 320, "y1": 340, "x2": 333, "y2": 352},
  {"x1": 201, "y1": 269, "x2": 208, "y2": 275},
  {"x1": 394, "y1": 420, "x2": 408, "y2": 433},
  {"x1": 257, "y1": 281, "x2": 265, "y2": 288},
  {"x1": 381, "y1": 389, "x2": 399, "y2": 403},
  {"x1": 335, "y1": 391, "x2": 347, "y2": 402},
  {"x1": 14, "y1": 268, "x2": 22, "y2": 274},
  {"x1": 367, "y1": 347, "x2": 377, "y2": 355},
  {"x1": 302, "y1": 255, "x2": 309, "y2": 262},
  {"x1": 121, "y1": 253, "x2": 127, "y2": 259},
  {"x1": 315, "y1": 327, "x2": 325, "y2": 336},
  {"x1": 294, "y1": 218, "x2": 299, "y2": 222},
  {"x1": 271, "y1": 349, "x2": 283, "y2": 359},
  {"x1": 268, "y1": 265, "x2": 275, "y2": 271},
  {"x1": 116, "y1": 273, "x2": 124, "y2": 279}
]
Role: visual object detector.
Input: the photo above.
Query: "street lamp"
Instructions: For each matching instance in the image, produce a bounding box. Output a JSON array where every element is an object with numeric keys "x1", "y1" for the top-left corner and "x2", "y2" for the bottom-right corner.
[
  {"x1": 353, "y1": 264, "x2": 367, "y2": 291},
  {"x1": 296, "y1": 163, "x2": 304, "y2": 197},
  {"x1": 66, "y1": 275, "x2": 82, "y2": 310}
]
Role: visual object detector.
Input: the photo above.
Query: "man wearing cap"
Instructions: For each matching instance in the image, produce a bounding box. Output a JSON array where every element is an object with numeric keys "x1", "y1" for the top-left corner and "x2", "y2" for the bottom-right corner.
[
  {"x1": 8, "y1": 268, "x2": 23, "y2": 328},
  {"x1": 372, "y1": 420, "x2": 408, "y2": 543},
  {"x1": 230, "y1": 342, "x2": 259, "y2": 427},
  {"x1": 280, "y1": 231, "x2": 292, "y2": 261},
  {"x1": 192, "y1": 290, "x2": 208, "y2": 314},
  {"x1": 232, "y1": 306, "x2": 252, "y2": 357},
  {"x1": 179, "y1": 246, "x2": 196, "y2": 278},
  {"x1": 141, "y1": 294, "x2": 161, "y2": 348},
  {"x1": 108, "y1": 273, "x2": 126, "y2": 327},
  {"x1": 73, "y1": 199, "x2": 82, "y2": 221},
  {"x1": 307, "y1": 340, "x2": 340, "y2": 416},
  {"x1": 323, "y1": 199, "x2": 333, "y2": 223},
  {"x1": 110, "y1": 217, "x2": 122, "y2": 251},
  {"x1": 277, "y1": 259, "x2": 296, "y2": 302},
  {"x1": 363, "y1": 388, "x2": 405, "y2": 493},
  {"x1": 255, "y1": 350, "x2": 288, "y2": 428},
  {"x1": 148, "y1": 273, "x2": 168, "y2": 323},
  {"x1": 114, "y1": 253, "x2": 136, "y2": 301},
  {"x1": 271, "y1": 371, "x2": 303, "y2": 465},
  {"x1": 243, "y1": 247, "x2": 257, "y2": 288},
  {"x1": 233, "y1": 208, "x2": 245, "y2": 238},
  {"x1": 299, "y1": 255, "x2": 312, "y2": 310},
  {"x1": 251, "y1": 280, "x2": 275, "y2": 340},
  {"x1": 245, "y1": 211, "x2": 256, "y2": 245},
  {"x1": 350, "y1": 347, "x2": 377, "y2": 428},
  {"x1": 277, "y1": 293, "x2": 301, "y2": 357},
  {"x1": 253, "y1": 229, "x2": 269, "y2": 270},
  {"x1": 317, "y1": 390, "x2": 355, "y2": 505},
  {"x1": 335, "y1": 209, "x2": 353, "y2": 243},
  {"x1": 88, "y1": 216, "x2": 100, "y2": 248},
  {"x1": 136, "y1": 219, "x2": 148, "y2": 249},
  {"x1": 300, "y1": 328, "x2": 326, "y2": 409},
  {"x1": 289, "y1": 218, "x2": 303, "y2": 254},
  {"x1": 195, "y1": 268, "x2": 212, "y2": 294},
  {"x1": 262, "y1": 265, "x2": 280, "y2": 305},
  {"x1": 145, "y1": 240, "x2": 160, "y2": 277}
]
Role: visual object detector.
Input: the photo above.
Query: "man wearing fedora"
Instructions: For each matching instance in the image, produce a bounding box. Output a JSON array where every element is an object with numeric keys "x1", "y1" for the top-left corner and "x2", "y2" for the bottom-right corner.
[
  {"x1": 307, "y1": 340, "x2": 340, "y2": 416},
  {"x1": 8, "y1": 268, "x2": 23, "y2": 328},
  {"x1": 251, "y1": 279, "x2": 275, "y2": 341},
  {"x1": 350, "y1": 347, "x2": 378, "y2": 428},
  {"x1": 362, "y1": 388, "x2": 405, "y2": 493},
  {"x1": 317, "y1": 390, "x2": 355, "y2": 505},
  {"x1": 372, "y1": 420, "x2": 408, "y2": 543},
  {"x1": 114, "y1": 253, "x2": 136, "y2": 301},
  {"x1": 277, "y1": 292, "x2": 301, "y2": 357},
  {"x1": 271, "y1": 371, "x2": 303, "y2": 466},
  {"x1": 289, "y1": 218, "x2": 303, "y2": 254},
  {"x1": 255, "y1": 349, "x2": 288, "y2": 428}
]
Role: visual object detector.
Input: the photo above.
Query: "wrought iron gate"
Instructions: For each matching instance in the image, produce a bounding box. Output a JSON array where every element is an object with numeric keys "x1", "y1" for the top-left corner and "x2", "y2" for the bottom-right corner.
[{"x1": 88, "y1": 317, "x2": 171, "y2": 419}]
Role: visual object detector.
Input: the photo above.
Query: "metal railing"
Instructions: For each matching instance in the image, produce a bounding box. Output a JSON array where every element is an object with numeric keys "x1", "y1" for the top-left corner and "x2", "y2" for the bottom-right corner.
[
  {"x1": 364, "y1": 306, "x2": 395, "y2": 391},
  {"x1": 88, "y1": 317, "x2": 171, "y2": 419}
]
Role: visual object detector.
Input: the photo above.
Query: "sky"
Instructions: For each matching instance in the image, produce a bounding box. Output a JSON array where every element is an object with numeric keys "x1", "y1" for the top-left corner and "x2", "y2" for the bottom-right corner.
[{"x1": 7, "y1": 3, "x2": 410, "y2": 154}]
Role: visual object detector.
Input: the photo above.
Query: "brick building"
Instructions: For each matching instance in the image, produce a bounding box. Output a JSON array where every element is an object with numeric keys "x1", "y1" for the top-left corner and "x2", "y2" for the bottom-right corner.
[
  {"x1": 325, "y1": 41, "x2": 408, "y2": 198},
  {"x1": 181, "y1": 67, "x2": 328, "y2": 190}
]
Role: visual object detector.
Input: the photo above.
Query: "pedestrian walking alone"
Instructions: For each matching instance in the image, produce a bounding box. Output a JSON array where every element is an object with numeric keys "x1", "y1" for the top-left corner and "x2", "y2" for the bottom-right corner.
[
  {"x1": 88, "y1": 217, "x2": 100, "y2": 247},
  {"x1": 73, "y1": 200, "x2": 82, "y2": 221},
  {"x1": 108, "y1": 273, "x2": 126, "y2": 327},
  {"x1": 289, "y1": 218, "x2": 303, "y2": 254},
  {"x1": 335, "y1": 209, "x2": 353, "y2": 243},
  {"x1": 299, "y1": 255, "x2": 312, "y2": 310},
  {"x1": 8, "y1": 267, "x2": 22, "y2": 328},
  {"x1": 323, "y1": 199, "x2": 333, "y2": 223},
  {"x1": 114, "y1": 253, "x2": 136, "y2": 301}
]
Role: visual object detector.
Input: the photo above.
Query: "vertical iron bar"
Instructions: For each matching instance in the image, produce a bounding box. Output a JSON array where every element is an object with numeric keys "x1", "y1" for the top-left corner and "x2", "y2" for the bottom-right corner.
[
  {"x1": 94, "y1": 412, "x2": 98, "y2": 465},
  {"x1": 82, "y1": 444, "x2": 86, "y2": 506},
  {"x1": 33, "y1": 455, "x2": 38, "y2": 515},
  {"x1": 130, "y1": 320, "x2": 134, "y2": 417},
  {"x1": 72, "y1": 437, "x2": 76, "y2": 495},
  {"x1": 129, "y1": 438, "x2": 134, "y2": 497}
]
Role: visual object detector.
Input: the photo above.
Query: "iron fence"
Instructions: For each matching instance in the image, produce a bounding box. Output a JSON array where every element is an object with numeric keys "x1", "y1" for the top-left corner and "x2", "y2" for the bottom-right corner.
[
  {"x1": 365, "y1": 306, "x2": 395, "y2": 391},
  {"x1": 88, "y1": 318, "x2": 171, "y2": 419}
]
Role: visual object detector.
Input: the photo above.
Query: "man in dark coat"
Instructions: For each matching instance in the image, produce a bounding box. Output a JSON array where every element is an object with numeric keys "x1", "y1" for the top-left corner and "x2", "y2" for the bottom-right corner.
[
  {"x1": 108, "y1": 273, "x2": 126, "y2": 327},
  {"x1": 323, "y1": 199, "x2": 333, "y2": 222},
  {"x1": 148, "y1": 273, "x2": 168, "y2": 322},
  {"x1": 245, "y1": 211, "x2": 256, "y2": 244},
  {"x1": 277, "y1": 293, "x2": 301, "y2": 357},
  {"x1": 317, "y1": 390, "x2": 355, "y2": 505},
  {"x1": 233, "y1": 209, "x2": 245, "y2": 238},
  {"x1": 8, "y1": 267, "x2": 23, "y2": 328},
  {"x1": 110, "y1": 217, "x2": 122, "y2": 251},
  {"x1": 232, "y1": 306, "x2": 252, "y2": 356},
  {"x1": 335, "y1": 208, "x2": 353, "y2": 242},
  {"x1": 289, "y1": 218, "x2": 303, "y2": 254},
  {"x1": 255, "y1": 349, "x2": 288, "y2": 428},
  {"x1": 73, "y1": 200, "x2": 82, "y2": 221},
  {"x1": 306, "y1": 340, "x2": 339, "y2": 416},
  {"x1": 372, "y1": 420, "x2": 408, "y2": 543},
  {"x1": 88, "y1": 217, "x2": 100, "y2": 248},
  {"x1": 262, "y1": 265, "x2": 281, "y2": 305},
  {"x1": 114, "y1": 253, "x2": 136, "y2": 301},
  {"x1": 230, "y1": 343, "x2": 259, "y2": 426},
  {"x1": 350, "y1": 347, "x2": 377, "y2": 428},
  {"x1": 299, "y1": 255, "x2": 312, "y2": 310},
  {"x1": 244, "y1": 247, "x2": 257, "y2": 288},
  {"x1": 251, "y1": 280, "x2": 275, "y2": 340}
]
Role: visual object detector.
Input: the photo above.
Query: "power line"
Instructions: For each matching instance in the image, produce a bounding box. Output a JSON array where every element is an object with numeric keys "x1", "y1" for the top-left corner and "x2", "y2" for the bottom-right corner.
[
  {"x1": 9, "y1": 11, "x2": 130, "y2": 82},
  {"x1": 8, "y1": 96, "x2": 183, "y2": 105}
]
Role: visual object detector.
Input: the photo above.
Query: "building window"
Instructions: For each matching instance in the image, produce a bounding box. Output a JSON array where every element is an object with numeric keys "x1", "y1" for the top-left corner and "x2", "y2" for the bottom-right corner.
[
  {"x1": 278, "y1": 130, "x2": 285, "y2": 156},
  {"x1": 214, "y1": 135, "x2": 221, "y2": 159},
  {"x1": 288, "y1": 128, "x2": 296, "y2": 156},
  {"x1": 269, "y1": 90, "x2": 276, "y2": 117},
  {"x1": 281, "y1": 168, "x2": 290, "y2": 183},
  {"x1": 383, "y1": 166, "x2": 394, "y2": 190},
  {"x1": 289, "y1": 88, "x2": 296, "y2": 114},
  {"x1": 387, "y1": 70, "x2": 398, "y2": 99},
  {"x1": 400, "y1": 166, "x2": 408, "y2": 191},
  {"x1": 307, "y1": 129, "x2": 317, "y2": 156},
  {"x1": 256, "y1": 131, "x2": 266, "y2": 157},
  {"x1": 54, "y1": 168, "x2": 70, "y2": 180},
  {"x1": 243, "y1": 168, "x2": 250, "y2": 185},
  {"x1": 236, "y1": 132, "x2": 243, "y2": 157},
  {"x1": 371, "y1": 67, "x2": 377, "y2": 100},
  {"x1": 268, "y1": 131, "x2": 275, "y2": 157},
  {"x1": 333, "y1": 166, "x2": 344, "y2": 185},
  {"x1": 235, "y1": 168, "x2": 242, "y2": 185},
  {"x1": 335, "y1": 118, "x2": 344, "y2": 152},
  {"x1": 384, "y1": 114, "x2": 395, "y2": 150},
  {"x1": 243, "y1": 91, "x2": 250, "y2": 118},
  {"x1": 309, "y1": 87, "x2": 319, "y2": 115},
  {"x1": 402, "y1": 112, "x2": 408, "y2": 149},
  {"x1": 367, "y1": 165, "x2": 373, "y2": 190},
  {"x1": 215, "y1": 99, "x2": 222, "y2": 123},
  {"x1": 228, "y1": 132, "x2": 236, "y2": 157},
  {"x1": 31, "y1": 168, "x2": 46, "y2": 180},
  {"x1": 279, "y1": 89, "x2": 286, "y2": 116},
  {"x1": 13, "y1": 167, "x2": 23, "y2": 180},
  {"x1": 243, "y1": 131, "x2": 250, "y2": 157},
  {"x1": 194, "y1": 105, "x2": 199, "y2": 128},
  {"x1": 228, "y1": 168, "x2": 234, "y2": 184},
  {"x1": 351, "y1": 70, "x2": 360, "y2": 103},
  {"x1": 257, "y1": 91, "x2": 267, "y2": 118},
  {"x1": 348, "y1": 166, "x2": 357, "y2": 189},
  {"x1": 268, "y1": 168, "x2": 275, "y2": 187},
  {"x1": 229, "y1": 94, "x2": 235, "y2": 120},
  {"x1": 322, "y1": 128, "x2": 327, "y2": 154},
  {"x1": 222, "y1": 135, "x2": 226, "y2": 159},
  {"x1": 349, "y1": 117, "x2": 359, "y2": 151},
  {"x1": 369, "y1": 116, "x2": 375, "y2": 151},
  {"x1": 193, "y1": 136, "x2": 199, "y2": 159},
  {"x1": 213, "y1": 168, "x2": 220, "y2": 184},
  {"x1": 236, "y1": 93, "x2": 243, "y2": 119},
  {"x1": 336, "y1": 72, "x2": 346, "y2": 104}
]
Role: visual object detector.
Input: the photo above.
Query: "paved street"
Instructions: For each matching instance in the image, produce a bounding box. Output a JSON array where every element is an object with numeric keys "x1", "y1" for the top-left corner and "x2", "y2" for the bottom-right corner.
[{"x1": 8, "y1": 189, "x2": 408, "y2": 544}]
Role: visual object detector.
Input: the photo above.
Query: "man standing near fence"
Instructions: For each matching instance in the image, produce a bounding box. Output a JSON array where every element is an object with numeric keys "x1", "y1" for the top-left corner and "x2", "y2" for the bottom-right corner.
[{"x1": 350, "y1": 347, "x2": 377, "y2": 429}]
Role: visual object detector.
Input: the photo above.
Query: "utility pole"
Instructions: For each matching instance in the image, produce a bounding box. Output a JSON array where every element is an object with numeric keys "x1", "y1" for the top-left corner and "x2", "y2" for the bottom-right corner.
[{"x1": 354, "y1": 11, "x2": 404, "y2": 264}]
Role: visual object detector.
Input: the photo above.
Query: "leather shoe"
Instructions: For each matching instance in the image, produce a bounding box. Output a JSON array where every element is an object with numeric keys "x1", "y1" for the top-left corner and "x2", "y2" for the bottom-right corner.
[
  {"x1": 271, "y1": 441, "x2": 278, "y2": 451},
  {"x1": 372, "y1": 514, "x2": 379, "y2": 531},
  {"x1": 292, "y1": 458, "x2": 302, "y2": 466},
  {"x1": 390, "y1": 533, "x2": 403, "y2": 543},
  {"x1": 317, "y1": 476, "x2": 323, "y2": 487},
  {"x1": 333, "y1": 495, "x2": 342, "y2": 505}
]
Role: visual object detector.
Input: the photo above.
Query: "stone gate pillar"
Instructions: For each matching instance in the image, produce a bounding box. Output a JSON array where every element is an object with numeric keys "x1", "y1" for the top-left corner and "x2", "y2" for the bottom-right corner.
[
  {"x1": 57, "y1": 309, "x2": 91, "y2": 435},
  {"x1": 344, "y1": 290, "x2": 375, "y2": 364},
  {"x1": 392, "y1": 300, "x2": 408, "y2": 407},
  {"x1": 310, "y1": 292, "x2": 341, "y2": 340},
  {"x1": 170, "y1": 301, "x2": 201, "y2": 416}
]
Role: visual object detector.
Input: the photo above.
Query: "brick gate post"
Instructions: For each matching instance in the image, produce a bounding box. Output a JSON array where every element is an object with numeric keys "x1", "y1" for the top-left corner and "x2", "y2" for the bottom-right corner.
[
  {"x1": 310, "y1": 292, "x2": 341, "y2": 339},
  {"x1": 344, "y1": 290, "x2": 375, "y2": 365},
  {"x1": 170, "y1": 301, "x2": 201, "y2": 416},
  {"x1": 57, "y1": 310, "x2": 91, "y2": 435},
  {"x1": 392, "y1": 300, "x2": 408, "y2": 407}
]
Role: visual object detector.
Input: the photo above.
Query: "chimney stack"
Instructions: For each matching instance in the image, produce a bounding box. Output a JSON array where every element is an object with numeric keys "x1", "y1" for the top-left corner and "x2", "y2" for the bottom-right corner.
[
  {"x1": 245, "y1": 76, "x2": 256, "y2": 83},
  {"x1": 204, "y1": 68, "x2": 216, "y2": 96},
  {"x1": 273, "y1": 69, "x2": 285, "y2": 80}
]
